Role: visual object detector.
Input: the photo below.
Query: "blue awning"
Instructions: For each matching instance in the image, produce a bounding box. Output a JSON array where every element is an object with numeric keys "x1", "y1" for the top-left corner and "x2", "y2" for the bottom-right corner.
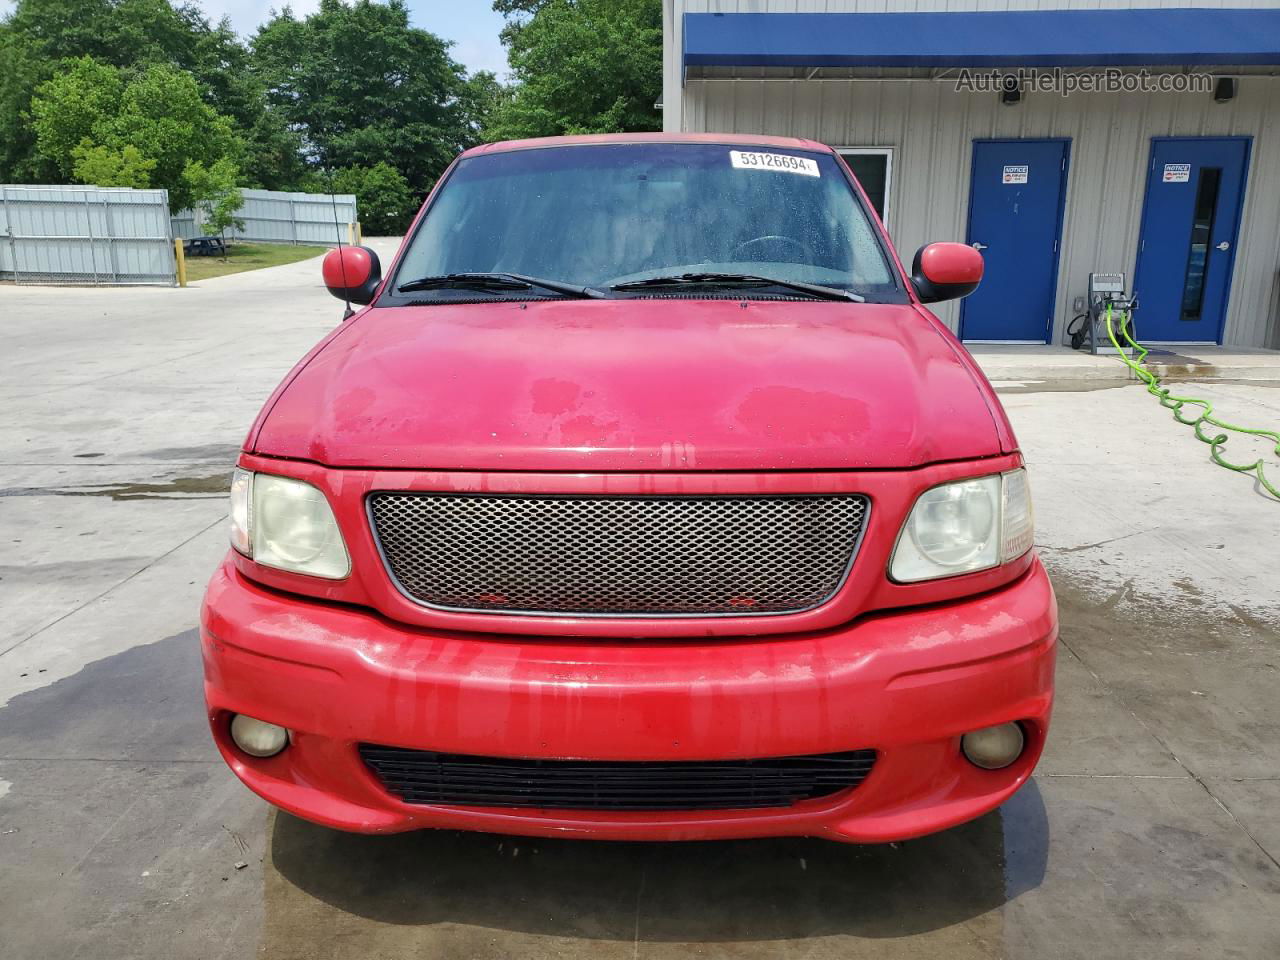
[{"x1": 683, "y1": 9, "x2": 1280, "y2": 70}]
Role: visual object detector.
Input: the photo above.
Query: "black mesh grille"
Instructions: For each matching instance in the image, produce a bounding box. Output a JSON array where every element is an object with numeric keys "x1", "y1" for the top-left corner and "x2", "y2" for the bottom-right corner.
[
  {"x1": 359, "y1": 746, "x2": 878, "y2": 811},
  {"x1": 368, "y1": 493, "x2": 868, "y2": 616}
]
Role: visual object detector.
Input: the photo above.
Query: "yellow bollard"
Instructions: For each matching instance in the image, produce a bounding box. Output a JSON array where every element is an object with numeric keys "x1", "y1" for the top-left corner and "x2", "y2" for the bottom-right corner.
[
  {"x1": 174, "y1": 237, "x2": 187, "y2": 287},
  {"x1": 347, "y1": 221, "x2": 355, "y2": 245},
  {"x1": 356, "y1": 221, "x2": 363, "y2": 244}
]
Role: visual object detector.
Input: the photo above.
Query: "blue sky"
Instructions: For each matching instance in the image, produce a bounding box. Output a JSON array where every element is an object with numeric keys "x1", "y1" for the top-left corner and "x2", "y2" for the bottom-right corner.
[{"x1": 0, "y1": 0, "x2": 511, "y2": 77}]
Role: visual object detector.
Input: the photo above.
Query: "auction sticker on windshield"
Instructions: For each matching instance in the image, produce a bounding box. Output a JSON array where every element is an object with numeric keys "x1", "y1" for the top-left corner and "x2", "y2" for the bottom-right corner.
[{"x1": 730, "y1": 150, "x2": 820, "y2": 177}]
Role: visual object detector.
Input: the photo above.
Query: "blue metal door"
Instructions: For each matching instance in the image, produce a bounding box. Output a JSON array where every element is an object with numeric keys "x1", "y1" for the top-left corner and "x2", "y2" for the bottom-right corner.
[
  {"x1": 1133, "y1": 138, "x2": 1250, "y2": 343},
  {"x1": 960, "y1": 139, "x2": 1069, "y2": 342}
]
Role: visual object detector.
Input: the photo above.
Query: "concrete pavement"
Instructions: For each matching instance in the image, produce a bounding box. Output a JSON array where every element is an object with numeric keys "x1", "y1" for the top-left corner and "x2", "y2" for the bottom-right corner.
[
  {"x1": 1, "y1": 250, "x2": 1278, "y2": 959},
  {"x1": 971, "y1": 342, "x2": 1280, "y2": 384}
]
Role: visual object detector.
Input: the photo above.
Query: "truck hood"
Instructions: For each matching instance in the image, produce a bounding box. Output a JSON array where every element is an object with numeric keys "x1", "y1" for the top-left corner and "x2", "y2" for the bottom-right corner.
[{"x1": 252, "y1": 299, "x2": 1004, "y2": 471}]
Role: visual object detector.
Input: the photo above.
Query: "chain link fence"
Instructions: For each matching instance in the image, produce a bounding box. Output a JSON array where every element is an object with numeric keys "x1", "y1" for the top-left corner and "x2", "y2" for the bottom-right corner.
[
  {"x1": 171, "y1": 188, "x2": 358, "y2": 246},
  {"x1": 0, "y1": 185, "x2": 176, "y2": 285}
]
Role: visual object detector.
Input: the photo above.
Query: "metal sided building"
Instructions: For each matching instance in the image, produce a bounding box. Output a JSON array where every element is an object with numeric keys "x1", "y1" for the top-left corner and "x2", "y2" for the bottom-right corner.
[{"x1": 661, "y1": 1, "x2": 1280, "y2": 349}]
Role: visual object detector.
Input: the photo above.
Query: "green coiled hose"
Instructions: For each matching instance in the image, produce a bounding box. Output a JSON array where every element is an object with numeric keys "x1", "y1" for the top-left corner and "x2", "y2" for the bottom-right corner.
[{"x1": 1105, "y1": 303, "x2": 1279, "y2": 500}]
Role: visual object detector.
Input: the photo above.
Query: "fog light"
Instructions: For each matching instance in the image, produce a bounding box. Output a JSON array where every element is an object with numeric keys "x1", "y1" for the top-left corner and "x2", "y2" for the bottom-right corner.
[
  {"x1": 961, "y1": 722, "x2": 1025, "y2": 770},
  {"x1": 229, "y1": 714, "x2": 289, "y2": 758}
]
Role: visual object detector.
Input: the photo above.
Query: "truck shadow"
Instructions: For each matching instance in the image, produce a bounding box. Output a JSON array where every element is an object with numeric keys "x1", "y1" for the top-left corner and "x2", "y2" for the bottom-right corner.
[{"x1": 265, "y1": 779, "x2": 1047, "y2": 947}]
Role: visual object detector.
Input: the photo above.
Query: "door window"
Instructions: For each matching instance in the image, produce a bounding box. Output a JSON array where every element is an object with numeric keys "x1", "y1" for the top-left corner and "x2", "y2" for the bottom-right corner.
[{"x1": 1179, "y1": 167, "x2": 1221, "y2": 323}]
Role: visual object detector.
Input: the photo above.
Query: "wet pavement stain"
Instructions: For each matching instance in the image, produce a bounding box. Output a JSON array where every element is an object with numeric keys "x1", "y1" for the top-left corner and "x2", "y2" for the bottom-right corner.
[
  {"x1": 0, "y1": 630, "x2": 209, "y2": 757},
  {"x1": 0, "y1": 630, "x2": 267, "y2": 960},
  {"x1": 992, "y1": 380, "x2": 1132, "y2": 395},
  {"x1": 141, "y1": 443, "x2": 242, "y2": 463},
  {"x1": 993, "y1": 377, "x2": 1280, "y2": 395},
  {"x1": 0, "y1": 472, "x2": 231, "y2": 501}
]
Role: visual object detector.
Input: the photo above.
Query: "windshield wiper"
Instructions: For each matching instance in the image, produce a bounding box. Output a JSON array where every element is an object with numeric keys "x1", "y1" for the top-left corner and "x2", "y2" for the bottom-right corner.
[
  {"x1": 397, "y1": 272, "x2": 608, "y2": 299},
  {"x1": 610, "y1": 272, "x2": 864, "y2": 303}
]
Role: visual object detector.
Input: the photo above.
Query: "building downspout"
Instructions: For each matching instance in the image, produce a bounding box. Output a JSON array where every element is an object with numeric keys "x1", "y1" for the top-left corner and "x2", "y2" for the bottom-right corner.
[{"x1": 662, "y1": 0, "x2": 683, "y2": 133}]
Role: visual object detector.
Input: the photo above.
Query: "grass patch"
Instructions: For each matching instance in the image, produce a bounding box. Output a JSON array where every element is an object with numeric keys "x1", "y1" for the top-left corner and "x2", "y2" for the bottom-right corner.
[{"x1": 184, "y1": 242, "x2": 323, "y2": 282}]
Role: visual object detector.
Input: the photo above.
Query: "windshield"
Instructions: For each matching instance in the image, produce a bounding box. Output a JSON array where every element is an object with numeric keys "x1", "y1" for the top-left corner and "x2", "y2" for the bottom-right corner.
[{"x1": 387, "y1": 143, "x2": 902, "y2": 302}]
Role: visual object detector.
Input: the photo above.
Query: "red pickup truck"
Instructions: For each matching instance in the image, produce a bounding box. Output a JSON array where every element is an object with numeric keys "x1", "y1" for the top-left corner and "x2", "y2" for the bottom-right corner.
[{"x1": 201, "y1": 133, "x2": 1057, "y2": 843}]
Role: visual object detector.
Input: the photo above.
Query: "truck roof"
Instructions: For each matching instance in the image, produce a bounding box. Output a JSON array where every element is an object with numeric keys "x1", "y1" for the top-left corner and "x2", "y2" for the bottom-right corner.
[{"x1": 461, "y1": 132, "x2": 833, "y2": 157}]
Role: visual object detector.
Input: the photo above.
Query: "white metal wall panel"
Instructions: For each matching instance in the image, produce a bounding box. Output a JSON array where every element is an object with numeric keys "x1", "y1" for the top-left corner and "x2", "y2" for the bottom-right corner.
[
  {"x1": 668, "y1": 0, "x2": 1280, "y2": 347},
  {"x1": 172, "y1": 189, "x2": 358, "y2": 247},
  {"x1": 170, "y1": 210, "x2": 199, "y2": 241},
  {"x1": 0, "y1": 185, "x2": 174, "y2": 285}
]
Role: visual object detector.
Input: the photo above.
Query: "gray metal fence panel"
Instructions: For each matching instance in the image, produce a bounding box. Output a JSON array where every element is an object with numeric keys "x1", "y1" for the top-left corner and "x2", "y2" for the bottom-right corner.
[
  {"x1": 1, "y1": 185, "x2": 175, "y2": 285},
  {"x1": 170, "y1": 210, "x2": 199, "y2": 241},
  {"x1": 171, "y1": 189, "x2": 358, "y2": 247}
]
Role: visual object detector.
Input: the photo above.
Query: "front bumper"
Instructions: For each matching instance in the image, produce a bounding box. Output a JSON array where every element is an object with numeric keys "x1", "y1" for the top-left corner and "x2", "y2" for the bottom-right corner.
[{"x1": 201, "y1": 556, "x2": 1057, "y2": 842}]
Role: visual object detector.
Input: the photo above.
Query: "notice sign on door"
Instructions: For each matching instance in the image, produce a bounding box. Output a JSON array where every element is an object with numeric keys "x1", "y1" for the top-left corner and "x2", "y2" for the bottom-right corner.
[
  {"x1": 1002, "y1": 165, "x2": 1029, "y2": 184},
  {"x1": 1163, "y1": 163, "x2": 1191, "y2": 183}
]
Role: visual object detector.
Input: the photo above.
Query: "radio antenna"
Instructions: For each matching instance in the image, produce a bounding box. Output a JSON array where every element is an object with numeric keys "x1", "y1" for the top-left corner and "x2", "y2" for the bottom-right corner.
[{"x1": 324, "y1": 164, "x2": 353, "y2": 319}]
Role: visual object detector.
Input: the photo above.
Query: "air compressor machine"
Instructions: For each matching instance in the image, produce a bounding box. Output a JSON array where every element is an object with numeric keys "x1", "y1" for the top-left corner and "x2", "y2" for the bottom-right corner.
[{"x1": 1071, "y1": 272, "x2": 1138, "y2": 355}]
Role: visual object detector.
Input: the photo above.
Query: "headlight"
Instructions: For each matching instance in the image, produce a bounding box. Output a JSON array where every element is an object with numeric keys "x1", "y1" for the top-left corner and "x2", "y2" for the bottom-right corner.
[
  {"x1": 890, "y1": 469, "x2": 1033, "y2": 583},
  {"x1": 228, "y1": 468, "x2": 350, "y2": 579}
]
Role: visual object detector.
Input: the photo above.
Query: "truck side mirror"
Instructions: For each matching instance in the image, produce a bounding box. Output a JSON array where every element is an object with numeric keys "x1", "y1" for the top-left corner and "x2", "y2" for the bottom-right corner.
[
  {"x1": 322, "y1": 245, "x2": 382, "y2": 306},
  {"x1": 911, "y1": 242, "x2": 983, "y2": 303}
]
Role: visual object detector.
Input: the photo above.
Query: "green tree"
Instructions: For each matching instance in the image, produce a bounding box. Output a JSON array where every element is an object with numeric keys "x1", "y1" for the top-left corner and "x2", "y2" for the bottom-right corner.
[
  {"x1": 72, "y1": 142, "x2": 156, "y2": 187},
  {"x1": 1, "y1": 0, "x2": 216, "y2": 180},
  {"x1": 185, "y1": 13, "x2": 308, "y2": 190},
  {"x1": 1, "y1": 0, "x2": 299, "y2": 186},
  {"x1": 184, "y1": 156, "x2": 245, "y2": 254},
  {"x1": 251, "y1": 0, "x2": 478, "y2": 195},
  {"x1": 487, "y1": 0, "x2": 661, "y2": 141},
  {"x1": 459, "y1": 70, "x2": 508, "y2": 143},
  {"x1": 238, "y1": 107, "x2": 308, "y2": 191},
  {"x1": 101, "y1": 63, "x2": 241, "y2": 210},
  {"x1": 31, "y1": 59, "x2": 241, "y2": 211},
  {"x1": 328, "y1": 162, "x2": 415, "y2": 236},
  {"x1": 492, "y1": 0, "x2": 553, "y2": 44},
  {"x1": 28, "y1": 57, "x2": 124, "y2": 178}
]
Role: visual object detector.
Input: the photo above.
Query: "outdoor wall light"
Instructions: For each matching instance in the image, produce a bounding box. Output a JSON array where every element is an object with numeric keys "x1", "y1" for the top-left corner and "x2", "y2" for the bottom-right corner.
[{"x1": 999, "y1": 75, "x2": 1022, "y2": 105}]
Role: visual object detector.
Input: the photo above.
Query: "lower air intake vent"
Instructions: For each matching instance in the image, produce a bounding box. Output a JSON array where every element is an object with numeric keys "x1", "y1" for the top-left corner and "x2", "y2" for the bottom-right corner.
[{"x1": 359, "y1": 745, "x2": 878, "y2": 811}]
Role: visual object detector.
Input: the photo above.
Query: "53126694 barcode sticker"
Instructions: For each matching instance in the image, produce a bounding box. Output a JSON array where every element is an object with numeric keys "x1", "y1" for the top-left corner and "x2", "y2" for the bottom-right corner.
[{"x1": 729, "y1": 150, "x2": 820, "y2": 177}]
